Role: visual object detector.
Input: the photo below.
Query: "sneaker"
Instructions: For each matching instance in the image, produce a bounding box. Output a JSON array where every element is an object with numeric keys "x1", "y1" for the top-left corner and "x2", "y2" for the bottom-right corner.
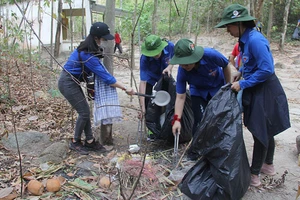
[
  {"x1": 84, "y1": 139, "x2": 106, "y2": 153},
  {"x1": 250, "y1": 174, "x2": 261, "y2": 187},
  {"x1": 69, "y1": 140, "x2": 89, "y2": 155},
  {"x1": 261, "y1": 163, "x2": 276, "y2": 176}
]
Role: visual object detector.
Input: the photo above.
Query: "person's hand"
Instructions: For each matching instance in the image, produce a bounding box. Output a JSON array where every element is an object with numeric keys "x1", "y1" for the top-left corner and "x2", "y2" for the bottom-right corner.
[
  {"x1": 138, "y1": 111, "x2": 144, "y2": 119},
  {"x1": 172, "y1": 121, "x2": 181, "y2": 136},
  {"x1": 125, "y1": 87, "x2": 135, "y2": 95},
  {"x1": 232, "y1": 71, "x2": 242, "y2": 82},
  {"x1": 231, "y1": 81, "x2": 241, "y2": 92},
  {"x1": 162, "y1": 68, "x2": 172, "y2": 77}
]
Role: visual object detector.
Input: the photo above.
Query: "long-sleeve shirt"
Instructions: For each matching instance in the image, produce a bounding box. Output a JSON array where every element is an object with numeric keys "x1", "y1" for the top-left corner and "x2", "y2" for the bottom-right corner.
[
  {"x1": 238, "y1": 28, "x2": 274, "y2": 89},
  {"x1": 63, "y1": 49, "x2": 116, "y2": 85}
]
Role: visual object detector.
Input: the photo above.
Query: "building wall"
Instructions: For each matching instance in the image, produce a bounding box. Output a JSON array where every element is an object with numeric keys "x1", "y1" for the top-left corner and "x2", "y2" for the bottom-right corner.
[{"x1": 0, "y1": 0, "x2": 92, "y2": 53}]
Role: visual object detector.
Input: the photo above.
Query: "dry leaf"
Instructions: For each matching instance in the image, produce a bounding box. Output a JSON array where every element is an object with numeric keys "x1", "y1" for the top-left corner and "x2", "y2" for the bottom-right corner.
[
  {"x1": 23, "y1": 172, "x2": 35, "y2": 181},
  {"x1": 0, "y1": 193, "x2": 18, "y2": 200}
]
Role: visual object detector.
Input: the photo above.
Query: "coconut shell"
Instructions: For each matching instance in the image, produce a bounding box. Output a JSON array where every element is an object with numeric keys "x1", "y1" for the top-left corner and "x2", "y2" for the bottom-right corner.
[
  {"x1": 46, "y1": 178, "x2": 61, "y2": 192},
  {"x1": 99, "y1": 176, "x2": 110, "y2": 188},
  {"x1": 27, "y1": 180, "x2": 43, "y2": 196}
]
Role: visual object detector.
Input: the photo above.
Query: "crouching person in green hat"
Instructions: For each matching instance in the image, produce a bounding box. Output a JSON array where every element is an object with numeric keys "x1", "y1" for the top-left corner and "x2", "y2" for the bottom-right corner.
[
  {"x1": 138, "y1": 35, "x2": 175, "y2": 139},
  {"x1": 170, "y1": 39, "x2": 231, "y2": 161},
  {"x1": 216, "y1": 4, "x2": 290, "y2": 187}
]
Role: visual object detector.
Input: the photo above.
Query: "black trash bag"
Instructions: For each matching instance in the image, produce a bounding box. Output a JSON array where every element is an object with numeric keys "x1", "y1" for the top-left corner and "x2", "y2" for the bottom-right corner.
[
  {"x1": 179, "y1": 84, "x2": 251, "y2": 200},
  {"x1": 145, "y1": 75, "x2": 193, "y2": 144},
  {"x1": 292, "y1": 27, "x2": 300, "y2": 40}
]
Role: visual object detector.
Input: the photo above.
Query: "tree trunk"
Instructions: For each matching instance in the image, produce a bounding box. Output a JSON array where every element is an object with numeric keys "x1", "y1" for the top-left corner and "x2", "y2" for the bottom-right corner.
[
  {"x1": 50, "y1": 0, "x2": 54, "y2": 68},
  {"x1": 152, "y1": 0, "x2": 158, "y2": 34},
  {"x1": 254, "y1": 0, "x2": 265, "y2": 19},
  {"x1": 68, "y1": 3, "x2": 73, "y2": 51},
  {"x1": 130, "y1": 0, "x2": 137, "y2": 70},
  {"x1": 180, "y1": 0, "x2": 189, "y2": 36},
  {"x1": 38, "y1": 0, "x2": 41, "y2": 55},
  {"x1": 168, "y1": 0, "x2": 172, "y2": 39},
  {"x1": 187, "y1": 0, "x2": 193, "y2": 37},
  {"x1": 279, "y1": 0, "x2": 292, "y2": 51},
  {"x1": 250, "y1": 0, "x2": 255, "y2": 16},
  {"x1": 100, "y1": 0, "x2": 115, "y2": 145},
  {"x1": 103, "y1": 0, "x2": 115, "y2": 74},
  {"x1": 266, "y1": 1, "x2": 274, "y2": 40},
  {"x1": 81, "y1": 0, "x2": 85, "y2": 39},
  {"x1": 54, "y1": 0, "x2": 62, "y2": 58}
]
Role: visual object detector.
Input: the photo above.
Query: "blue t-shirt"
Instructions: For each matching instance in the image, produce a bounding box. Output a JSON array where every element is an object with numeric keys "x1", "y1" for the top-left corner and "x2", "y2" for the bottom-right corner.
[
  {"x1": 63, "y1": 49, "x2": 116, "y2": 85},
  {"x1": 238, "y1": 28, "x2": 274, "y2": 89},
  {"x1": 140, "y1": 41, "x2": 175, "y2": 86},
  {"x1": 176, "y1": 48, "x2": 228, "y2": 100}
]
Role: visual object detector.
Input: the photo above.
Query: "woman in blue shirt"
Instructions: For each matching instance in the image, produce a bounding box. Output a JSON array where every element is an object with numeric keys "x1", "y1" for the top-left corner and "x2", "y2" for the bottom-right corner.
[
  {"x1": 170, "y1": 39, "x2": 231, "y2": 160},
  {"x1": 58, "y1": 22, "x2": 134, "y2": 155},
  {"x1": 139, "y1": 35, "x2": 174, "y2": 119},
  {"x1": 216, "y1": 4, "x2": 290, "y2": 187}
]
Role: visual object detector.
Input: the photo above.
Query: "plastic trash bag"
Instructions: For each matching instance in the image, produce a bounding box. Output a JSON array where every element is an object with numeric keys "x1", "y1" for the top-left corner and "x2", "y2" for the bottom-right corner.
[
  {"x1": 179, "y1": 84, "x2": 250, "y2": 200},
  {"x1": 145, "y1": 75, "x2": 194, "y2": 144}
]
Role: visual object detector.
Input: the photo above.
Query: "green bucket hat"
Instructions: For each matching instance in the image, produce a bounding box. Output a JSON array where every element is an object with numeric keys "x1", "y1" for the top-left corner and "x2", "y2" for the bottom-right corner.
[
  {"x1": 141, "y1": 35, "x2": 168, "y2": 57},
  {"x1": 215, "y1": 4, "x2": 256, "y2": 28},
  {"x1": 169, "y1": 39, "x2": 204, "y2": 65}
]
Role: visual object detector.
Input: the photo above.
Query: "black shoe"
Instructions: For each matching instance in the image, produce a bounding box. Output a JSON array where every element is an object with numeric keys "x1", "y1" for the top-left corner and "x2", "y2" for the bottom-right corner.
[
  {"x1": 69, "y1": 140, "x2": 89, "y2": 155},
  {"x1": 187, "y1": 152, "x2": 199, "y2": 161},
  {"x1": 84, "y1": 139, "x2": 106, "y2": 153}
]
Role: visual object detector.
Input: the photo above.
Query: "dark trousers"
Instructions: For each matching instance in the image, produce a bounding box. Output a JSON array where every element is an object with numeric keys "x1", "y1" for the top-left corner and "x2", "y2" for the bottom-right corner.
[
  {"x1": 191, "y1": 95, "x2": 211, "y2": 136},
  {"x1": 144, "y1": 82, "x2": 153, "y2": 112},
  {"x1": 187, "y1": 95, "x2": 210, "y2": 157},
  {"x1": 58, "y1": 70, "x2": 94, "y2": 142},
  {"x1": 114, "y1": 43, "x2": 122, "y2": 53},
  {"x1": 250, "y1": 136, "x2": 275, "y2": 175}
]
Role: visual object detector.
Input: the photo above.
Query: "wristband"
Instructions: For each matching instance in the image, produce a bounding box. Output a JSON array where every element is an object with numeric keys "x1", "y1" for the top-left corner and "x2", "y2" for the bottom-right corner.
[{"x1": 171, "y1": 114, "x2": 181, "y2": 125}]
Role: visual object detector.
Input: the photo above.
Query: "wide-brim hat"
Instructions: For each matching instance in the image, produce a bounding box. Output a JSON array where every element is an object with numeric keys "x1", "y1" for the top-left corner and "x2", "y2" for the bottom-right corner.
[
  {"x1": 215, "y1": 4, "x2": 256, "y2": 28},
  {"x1": 141, "y1": 35, "x2": 168, "y2": 57},
  {"x1": 169, "y1": 39, "x2": 204, "y2": 65}
]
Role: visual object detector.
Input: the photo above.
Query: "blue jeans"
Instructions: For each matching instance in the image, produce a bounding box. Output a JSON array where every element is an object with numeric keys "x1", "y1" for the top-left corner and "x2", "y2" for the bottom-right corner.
[{"x1": 58, "y1": 70, "x2": 94, "y2": 141}]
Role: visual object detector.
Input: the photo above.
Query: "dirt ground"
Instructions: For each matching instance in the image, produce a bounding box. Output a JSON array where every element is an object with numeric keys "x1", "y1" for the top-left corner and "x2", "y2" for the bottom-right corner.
[{"x1": 109, "y1": 33, "x2": 300, "y2": 200}]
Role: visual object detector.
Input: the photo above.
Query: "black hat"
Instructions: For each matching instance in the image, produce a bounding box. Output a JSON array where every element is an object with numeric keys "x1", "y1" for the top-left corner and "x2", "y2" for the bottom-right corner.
[{"x1": 90, "y1": 22, "x2": 114, "y2": 40}]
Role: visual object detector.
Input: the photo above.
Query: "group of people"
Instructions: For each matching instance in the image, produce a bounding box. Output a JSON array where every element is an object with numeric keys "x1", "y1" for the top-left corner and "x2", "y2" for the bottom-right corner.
[{"x1": 58, "y1": 3, "x2": 290, "y2": 188}]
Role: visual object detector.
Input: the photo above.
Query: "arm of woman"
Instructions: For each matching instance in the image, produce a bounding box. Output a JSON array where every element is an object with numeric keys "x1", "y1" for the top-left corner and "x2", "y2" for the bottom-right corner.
[
  {"x1": 162, "y1": 65, "x2": 174, "y2": 76},
  {"x1": 172, "y1": 93, "x2": 186, "y2": 136},
  {"x1": 223, "y1": 64, "x2": 232, "y2": 83},
  {"x1": 84, "y1": 55, "x2": 134, "y2": 94},
  {"x1": 110, "y1": 81, "x2": 134, "y2": 95},
  {"x1": 138, "y1": 81, "x2": 147, "y2": 114}
]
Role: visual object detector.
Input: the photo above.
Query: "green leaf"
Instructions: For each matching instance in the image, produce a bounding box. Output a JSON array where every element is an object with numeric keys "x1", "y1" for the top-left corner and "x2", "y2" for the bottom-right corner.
[{"x1": 68, "y1": 178, "x2": 95, "y2": 191}]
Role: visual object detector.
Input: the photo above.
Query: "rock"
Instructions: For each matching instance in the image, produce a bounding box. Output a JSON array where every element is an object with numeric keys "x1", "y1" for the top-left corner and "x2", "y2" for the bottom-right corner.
[
  {"x1": 275, "y1": 62, "x2": 285, "y2": 69},
  {"x1": 38, "y1": 141, "x2": 69, "y2": 164},
  {"x1": 1, "y1": 132, "x2": 50, "y2": 156},
  {"x1": 292, "y1": 59, "x2": 300, "y2": 65}
]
